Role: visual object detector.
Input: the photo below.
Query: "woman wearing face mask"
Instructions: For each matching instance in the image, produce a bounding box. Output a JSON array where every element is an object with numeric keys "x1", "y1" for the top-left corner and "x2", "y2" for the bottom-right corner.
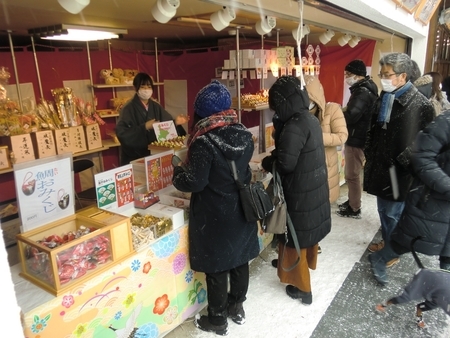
[{"x1": 116, "y1": 72, "x2": 188, "y2": 165}]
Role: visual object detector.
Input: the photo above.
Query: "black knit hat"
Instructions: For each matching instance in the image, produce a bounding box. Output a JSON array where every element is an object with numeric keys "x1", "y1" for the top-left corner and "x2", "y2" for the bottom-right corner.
[{"x1": 345, "y1": 59, "x2": 366, "y2": 77}]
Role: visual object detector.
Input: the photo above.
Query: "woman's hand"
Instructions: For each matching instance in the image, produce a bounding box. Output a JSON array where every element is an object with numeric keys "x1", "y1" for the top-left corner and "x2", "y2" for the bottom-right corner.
[
  {"x1": 175, "y1": 114, "x2": 189, "y2": 125},
  {"x1": 145, "y1": 119, "x2": 157, "y2": 130}
]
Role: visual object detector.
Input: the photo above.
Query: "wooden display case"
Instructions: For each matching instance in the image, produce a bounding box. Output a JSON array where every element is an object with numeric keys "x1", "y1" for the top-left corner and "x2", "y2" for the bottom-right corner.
[{"x1": 16, "y1": 206, "x2": 134, "y2": 296}]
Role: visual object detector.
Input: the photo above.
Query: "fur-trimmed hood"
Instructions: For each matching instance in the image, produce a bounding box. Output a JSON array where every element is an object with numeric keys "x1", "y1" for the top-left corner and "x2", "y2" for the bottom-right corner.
[{"x1": 414, "y1": 74, "x2": 433, "y2": 99}]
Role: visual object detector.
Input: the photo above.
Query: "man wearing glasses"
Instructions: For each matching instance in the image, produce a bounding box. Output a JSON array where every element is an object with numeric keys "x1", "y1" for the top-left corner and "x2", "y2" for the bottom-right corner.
[{"x1": 364, "y1": 53, "x2": 434, "y2": 277}]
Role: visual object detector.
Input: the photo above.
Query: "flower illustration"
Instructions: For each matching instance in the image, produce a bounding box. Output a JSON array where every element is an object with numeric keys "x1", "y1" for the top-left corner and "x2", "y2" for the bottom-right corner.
[
  {"x1": 185, "y1": 270, "x2": 193, "y2": 283},
  {"x1": 31, "y1": 314, "x2": 50, "y2": 333},
  {"x1": 197, "y1": 288, "x2": 207, "y2": 304},
  {"x1": 136, "y1": 323, "x2": 159, "y2": 337},
  {"x1": 188, "y1": 279, "x2": 206, "y2": 305},
  {"x1": 123, "y1": 293, "x2": 136, "y2": 308},
  {"x1": 163, "y1": 306, "x2": 179, "y2": 324},
  {"x1": 73, "y1": 323, "x2": 87, "y2": 337},
  {"x1": 143, "y1": 261, "x2": 151, "y2": 274},
  {"x1": 114, "y1": 311, "x2": 122, "y2": 320},
  {"x1": 151, "y1": 232, "x2": 180, "y2": 258},
  {"x1": 153, "y1": 294, "x2": 170, "y2": 315},
  {"x1": 131, "y1": 259, "x2": 141, "y2": 272},
  {"x1": 172, "y1": 253, "x2": 186, "y2": 275},
  {"x1": 62, "y1": 295, "x2": 74, "y2": 308}
]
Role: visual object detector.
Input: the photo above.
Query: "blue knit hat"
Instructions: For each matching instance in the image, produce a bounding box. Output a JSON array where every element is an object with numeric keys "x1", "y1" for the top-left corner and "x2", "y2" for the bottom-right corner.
[{"x1": 194, "y1": 80, "x2": 231, "y2": 118}]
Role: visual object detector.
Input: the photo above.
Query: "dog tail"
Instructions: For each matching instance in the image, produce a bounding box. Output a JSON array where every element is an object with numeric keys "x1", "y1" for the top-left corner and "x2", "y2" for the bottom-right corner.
[{"x1": 410, "y1": 237, "x2": 425, "y2": 269}]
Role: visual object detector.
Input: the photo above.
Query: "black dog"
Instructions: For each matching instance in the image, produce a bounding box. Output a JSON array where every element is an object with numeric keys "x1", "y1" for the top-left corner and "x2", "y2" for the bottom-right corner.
[{"x1": 375, "y1": 238, "x2": 450, "y2": 328}]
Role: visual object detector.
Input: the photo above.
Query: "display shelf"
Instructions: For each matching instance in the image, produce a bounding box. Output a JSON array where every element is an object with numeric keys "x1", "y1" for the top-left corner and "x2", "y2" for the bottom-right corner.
[
  {"x1": 102, "y1": 139, "x2": 120, "y2": 148},
  {"x1": 91, "y1": 83, "x2": 163, "y2": 89},
  {"x1": 232, "y1": 103, "x2": 269, "y2": 111}
]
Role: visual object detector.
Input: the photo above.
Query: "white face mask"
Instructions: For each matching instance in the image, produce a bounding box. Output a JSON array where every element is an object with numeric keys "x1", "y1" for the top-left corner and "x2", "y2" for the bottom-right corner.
[
  {"x1": 309, "y1": 102, "x2": 316, "y2": 110},
  {"x1": 380, "y1": 79, "x2": 397, "y2": 93},
  {"x1": 138, "y1": 88, "x2": 153, "y2": 100},
  {"x1": 345, "y1": 76, "x2": 358, "y2": 87}
]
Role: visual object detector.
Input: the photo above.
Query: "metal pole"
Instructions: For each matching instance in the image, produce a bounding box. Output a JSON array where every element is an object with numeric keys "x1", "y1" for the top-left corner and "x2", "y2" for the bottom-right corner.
[
  {"x1": 236, "y1": 27, "x2": 241, "y2": 122},
  {"x1": 86, "y1": 41, "x2": 95, "y2": 102},
  {"x1": 7, "y1": 31, "x2": 24, "y2": 112},
  {"x1": 30, "y1": 36, "x2": 44, "y2": 100},
  {"x1": 154, "y1": 37, "x2": 161, "y2": 102},
  {"x1": 107, "y1": 40, "x2": 116, "y2": 98}
]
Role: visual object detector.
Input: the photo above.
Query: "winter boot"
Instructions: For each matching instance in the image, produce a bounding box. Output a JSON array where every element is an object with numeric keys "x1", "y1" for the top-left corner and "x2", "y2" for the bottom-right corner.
[
  {"x1": 440, "y1": 262, "x2": 450, "y2": 271},
  {"x1": 228, "y1": 302, "x2": 246, "y2": 325},
  {"x1": 285, "y1": 285, "x2": 313, "y2": 304},
  {"x1": 194, "y1": 315, "x2": 229, "y2": 336}
]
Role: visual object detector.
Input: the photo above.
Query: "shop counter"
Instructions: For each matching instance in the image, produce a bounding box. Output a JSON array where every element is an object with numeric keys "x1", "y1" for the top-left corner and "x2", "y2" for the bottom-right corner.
[{"x1": 14, "y1": 223, "x2": 273, "y2": 337}]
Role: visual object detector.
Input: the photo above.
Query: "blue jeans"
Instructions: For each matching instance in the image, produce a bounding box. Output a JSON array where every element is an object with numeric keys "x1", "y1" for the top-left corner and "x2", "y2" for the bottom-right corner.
[{"x1": 377, "y1": 197, "x2": 405, "y2": 242}]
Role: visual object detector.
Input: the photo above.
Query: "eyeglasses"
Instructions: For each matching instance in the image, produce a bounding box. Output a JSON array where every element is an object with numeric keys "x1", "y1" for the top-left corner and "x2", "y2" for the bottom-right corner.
[{"x1": 378, "y1": 73, "x2": 398, "y2": 79}]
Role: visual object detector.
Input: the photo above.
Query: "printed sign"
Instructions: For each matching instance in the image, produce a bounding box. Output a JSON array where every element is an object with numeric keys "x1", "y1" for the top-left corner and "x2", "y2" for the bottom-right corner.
[
  {"x1": 145, "y1": 150, "x2": 174, "y2": 192},
  {"x1": 153, "y1": 121, "x2": 178, "y2": 142},
  {"x1": 13, "y1": 153, "x2": 74, "y2": 232},
  {"x1": 94, "y1": 164, "x2": 134, "y2": 212}
]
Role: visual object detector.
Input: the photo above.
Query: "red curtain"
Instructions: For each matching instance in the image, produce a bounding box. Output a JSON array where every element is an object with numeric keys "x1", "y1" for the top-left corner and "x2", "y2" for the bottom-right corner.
[{"x1": 319, "y1": 40, "x2": 376, "y2": 104}]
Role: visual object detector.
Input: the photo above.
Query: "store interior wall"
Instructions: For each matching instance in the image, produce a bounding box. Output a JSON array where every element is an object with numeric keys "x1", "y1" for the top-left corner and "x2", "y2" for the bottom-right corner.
[{"x1": 0, "y1": 38, "x2": 386, "y2": 204}]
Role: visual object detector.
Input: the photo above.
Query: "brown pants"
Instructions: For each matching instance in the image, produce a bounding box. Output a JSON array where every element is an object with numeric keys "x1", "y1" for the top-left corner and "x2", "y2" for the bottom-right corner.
[
  {"x1": 344, "y1": 145, "x2": 365, "y2": 211},
  {"x1": 277, "y1": 242, "x2": 318, "y2": 293}
]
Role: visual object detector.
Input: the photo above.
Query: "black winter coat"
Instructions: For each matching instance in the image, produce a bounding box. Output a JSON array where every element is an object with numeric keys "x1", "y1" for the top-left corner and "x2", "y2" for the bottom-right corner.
[
  {"x1": 363, "y1": 84, "x2": 435, "y2": 201},
  {"x1": 391, "y1": 111, "x2": 450, "y2": 257},
  {"x1": 172, "y1": 123, "x2": 259, "y2": 273},
  {"x1": 262, "y1": 88, "x2": 331, "y2": 249},
  {"x1": 116, "y1": 95, "x2": 186, "y2": 165},
  {"x1": 344, "y1": 76, "x2": 378, "y2": 149}
]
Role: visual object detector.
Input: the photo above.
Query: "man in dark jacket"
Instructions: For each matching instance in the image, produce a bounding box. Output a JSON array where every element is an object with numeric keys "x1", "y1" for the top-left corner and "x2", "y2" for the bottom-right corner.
[
  {"x1": 337, "y1": 60, "x2": 378, "y2": 219},
  {"x1": 261, "y1": 76, "x2": 331, "y2": 305},
  {"x1": 365, "y1": 53, "x2": 435, "y2": 271},
  {"x1": 115, "y1": 73, "x2": 188, "y2": 165}
]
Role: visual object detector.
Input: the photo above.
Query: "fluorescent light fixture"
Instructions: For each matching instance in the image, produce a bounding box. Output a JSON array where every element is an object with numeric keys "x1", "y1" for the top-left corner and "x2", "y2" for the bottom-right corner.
[
  {"x1": 177, "y1": 17, "x2": 252, "y2": 30},
  {"x1": 210, "y1": 6, "x2": 236, "y2": 31},
  {"x1": 58, "y1": 0, "x2": 90, "y2": 14},
  {"x1": 318, "y1": 29, "x2": 334, "y2": 45},
  {"x1": 348, "y1": 36, "x2": 361, "y2": 48},
  {"x1": 292, "y1": 24, "x2": 310, "y2": 41},
  {"x1": 337, "y1": 34, "x2": 352, "y2": 47},
  {"x1": 152, "y1": 0, "x2": 180, "y2": 24},
  {"x1": 29, "y1": 24, "x2": 127, "y2": 41},
  {"x1": 255, "y1": 16, "x2": 276, "y2": 35}
]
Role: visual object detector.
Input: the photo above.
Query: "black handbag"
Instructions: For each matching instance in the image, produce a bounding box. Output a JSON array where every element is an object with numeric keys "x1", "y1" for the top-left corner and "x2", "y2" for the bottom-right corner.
[{"x1": 227, "y1": 160, "x2": 274, "y2": 223}]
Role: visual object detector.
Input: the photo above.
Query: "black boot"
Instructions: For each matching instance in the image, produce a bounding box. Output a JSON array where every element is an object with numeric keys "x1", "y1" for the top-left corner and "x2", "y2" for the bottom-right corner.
[
  {"x1": 228, "y1": 302, "x2": 245, "y2": 325},
  {"x1": 285, "y1": 285, "x2": 313, "y2": 305},
  {"x1": 440, "y1": 262, "x2": 450, "y2": 271},
  {"x1": 194, "y1": 315, "x2": 229, "y2": 336}
]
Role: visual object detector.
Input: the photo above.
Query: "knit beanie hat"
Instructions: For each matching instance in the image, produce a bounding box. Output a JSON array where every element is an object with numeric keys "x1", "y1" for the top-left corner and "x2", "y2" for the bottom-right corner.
[
  {"x1": 194, "y1": 80, "x2": 231, "y2": 118},
  {"x1": 345, "y1": 59, "x2": 367, "y2": 77}
]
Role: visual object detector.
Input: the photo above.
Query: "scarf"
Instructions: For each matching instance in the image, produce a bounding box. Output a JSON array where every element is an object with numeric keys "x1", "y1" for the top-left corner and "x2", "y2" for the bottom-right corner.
[
  {"x1": 378, "y1": 81, "x2": 412, "y2": 128},
  {"x1": 187, "y1": 109, "x2": 239, "y2": 151}
]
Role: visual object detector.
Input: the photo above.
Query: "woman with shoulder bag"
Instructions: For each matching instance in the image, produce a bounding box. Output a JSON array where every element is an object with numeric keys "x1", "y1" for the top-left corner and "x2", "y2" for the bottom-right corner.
[
  {"x1": 172, "y1": 80, "x2": 259, "y2": 335},
  {"x1": 262, "y1": 76, "x2": 331, "y2": 305}
]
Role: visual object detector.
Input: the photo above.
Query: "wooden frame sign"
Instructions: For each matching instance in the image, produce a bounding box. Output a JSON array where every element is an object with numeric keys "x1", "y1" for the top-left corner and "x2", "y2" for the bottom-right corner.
[
  {"x1": 0, "y1": 145, "x2": 11, "y2": 170},
  {"x1": 414, "y1": 0, "x2": 441, "y2": 25},
  {"x1": 391, "y1": 0, "x2": 422, "y2": 14}
]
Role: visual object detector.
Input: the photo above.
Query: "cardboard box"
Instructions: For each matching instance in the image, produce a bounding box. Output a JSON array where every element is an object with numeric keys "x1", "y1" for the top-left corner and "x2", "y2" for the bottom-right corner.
[
  {"x1": 147, "y1": 202, "x2": 185, "y2": 230},
  {"x1": 16, "y1": 206, "x2": 133, "y2": 296}
]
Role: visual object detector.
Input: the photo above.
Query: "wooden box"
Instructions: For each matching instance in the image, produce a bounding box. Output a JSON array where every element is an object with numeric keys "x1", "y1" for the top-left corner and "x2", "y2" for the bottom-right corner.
[
  {"x1": 84, "y1": 123, "x2": 103, "y2": 150},
  {"x1": 30, "y1": 130, "x2": 57, "y2": 159},
  {"x1": 16, "y1": 206, "x2": 134, "y2": 296}
]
